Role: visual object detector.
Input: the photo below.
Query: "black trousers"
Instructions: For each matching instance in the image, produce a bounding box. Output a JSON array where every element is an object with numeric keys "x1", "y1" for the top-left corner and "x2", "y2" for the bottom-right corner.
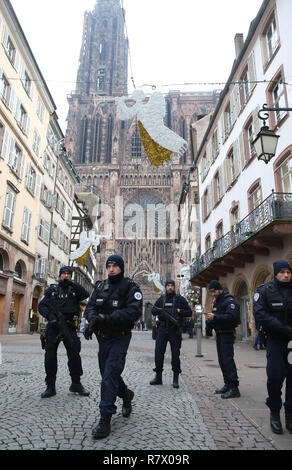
[
  {"x1": 154, "y1": 326, "x2": 182, "y2": 375},
  {"x1": 98, "y1": 333, "x2": 131, "y2": 416},
  {"x1": 266, "y1": 336, "x2": 292, "y2": 413},
  {"x1": 216, "y1": 332, "x2": 239, "y2": 388},
  {"x1": 44, "y1": 324, "x2": 83, "y2": 386}
]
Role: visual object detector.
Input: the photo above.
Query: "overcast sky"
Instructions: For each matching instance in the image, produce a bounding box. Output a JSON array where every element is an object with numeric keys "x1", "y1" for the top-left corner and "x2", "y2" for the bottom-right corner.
[{"x1": 10, "y1": 0, "x2": 263, "y2": 133}]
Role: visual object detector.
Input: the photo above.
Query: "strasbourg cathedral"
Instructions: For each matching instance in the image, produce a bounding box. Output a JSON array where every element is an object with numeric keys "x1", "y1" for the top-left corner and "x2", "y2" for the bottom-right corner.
[{"x1": 65, "y1": 0, "x2": 219, "y2": 307}]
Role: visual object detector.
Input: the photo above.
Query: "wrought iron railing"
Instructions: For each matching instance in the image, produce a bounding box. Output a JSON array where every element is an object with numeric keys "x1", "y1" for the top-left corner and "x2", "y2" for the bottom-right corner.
[{"x1": 190, "y1": 191, "x2": 292, "y2": 278}]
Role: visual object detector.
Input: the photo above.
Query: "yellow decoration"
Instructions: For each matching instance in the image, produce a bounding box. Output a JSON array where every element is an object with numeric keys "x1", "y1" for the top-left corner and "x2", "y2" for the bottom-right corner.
[
  {"x1": 75, "y1": 247, "x2": 90, "y2": 266},
  {"x1": 138, "y1": 121, "x2": 172, "y2": 167}
]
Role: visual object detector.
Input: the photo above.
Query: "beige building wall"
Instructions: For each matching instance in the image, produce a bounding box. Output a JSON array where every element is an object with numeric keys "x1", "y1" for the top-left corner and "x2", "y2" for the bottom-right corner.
[{"x1": 0, "y1": 1, "x2": 77, "y2": 333}]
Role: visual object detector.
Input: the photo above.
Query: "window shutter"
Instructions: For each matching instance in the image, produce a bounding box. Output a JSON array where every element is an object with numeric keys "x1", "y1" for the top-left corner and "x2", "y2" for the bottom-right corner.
[
  {"x1": 248, "y1": 51, "x2": 257, "y2": 92},
  {"x1": 239, "y1": 132, "x2": 246, "y2": 170},
  {"x1": 7, "y1": 137, "x2": 15, "y2": 167},
  {"x1": 34, "y1": 173, "x2": 41, "y2": 198},
  {"x1": 8, "y1": 88, "x2": 15, "y2": 112},
  {"x1": 3, "y1": 190, "x2": 15, "y2": 228},
  {"x1": 19, "y1": 152, "x2": 26, "y2": 179},
  {"x1": 2, "y1": 25, "x2": 8, "y2": 49},
  {"x1": 233, "y1": 140, "x2": 241, "y2": 178},
  {"x1": 1, "y1": 128, "x2": 9, "y2": 160},
  {"x1": 14, "y1": 51, "x2": 20, "y2": 72},
  {"x1": 14, "y1": 97, "x2": 21, "y2": 122}
]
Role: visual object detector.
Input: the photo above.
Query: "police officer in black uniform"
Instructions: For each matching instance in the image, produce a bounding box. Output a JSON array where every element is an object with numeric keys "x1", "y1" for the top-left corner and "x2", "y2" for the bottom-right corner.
[
  {"x1": 253, "y1": 260, "x2": 292, "y2": 435},
  {"x1": 204, "y1": 280, "x2": 241, "y2": 399},
  {"x1": 84, "y1": 254, "x2": 142, "y2": 439},
  {"x1": 38, "y1": 266, "x2": 90, "y2": 398},
  {"x1": 150, "y1": 280, "x2": 192, "y2": 389}
]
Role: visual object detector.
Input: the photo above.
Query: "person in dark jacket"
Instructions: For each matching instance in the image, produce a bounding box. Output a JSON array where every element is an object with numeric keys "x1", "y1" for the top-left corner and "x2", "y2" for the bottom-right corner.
[
  {"x1": 84, "y1": 254, "x2": 142, "y2": 439},
  {"x1": 204, "y1": 280, "x2": 241, "y2": 399},
  {"x1": 38, "y1": 266, "x2": 90, "y2": 398},
  {"x1": 150, "y1": 280, "x2": 192, "y2": 389},
  {"x1": 253, "y1": 260, "x2": 292, "y2": 435}
]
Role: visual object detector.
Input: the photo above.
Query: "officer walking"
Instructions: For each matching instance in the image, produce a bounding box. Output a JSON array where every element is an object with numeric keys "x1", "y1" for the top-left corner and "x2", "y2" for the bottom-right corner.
[
  {"x1": 204, "y1": 280, "x2": 241, "y2": 399},
  {"x1": 84, "y1": 254, "x2": 142, "y2": 439},
  {"x1": 38, "y1": 266, "x2": 90, "y2": 398},
  {"x1": 253, "y1": 260, "x2": 292, "y2": 435},
  {"x1": 150, "y1": 280, "x2": 192, "y2": 389}
]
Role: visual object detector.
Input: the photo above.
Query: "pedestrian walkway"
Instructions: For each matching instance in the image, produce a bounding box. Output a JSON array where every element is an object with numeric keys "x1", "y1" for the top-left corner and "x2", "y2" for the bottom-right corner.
[
  {"x1": 181, "y1": 334, "x2": 292, "y2": 450},
  {"x1": 0, "y1": 331, "x2": 289, "y2": 451}
]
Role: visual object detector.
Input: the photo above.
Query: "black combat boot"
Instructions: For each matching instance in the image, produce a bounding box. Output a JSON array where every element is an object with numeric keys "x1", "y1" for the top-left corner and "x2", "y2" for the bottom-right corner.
[
  {"x1": 122, "y1": 389, "x2": 134, "y2": 417},
  {"x1": 215, "y1": 384, "x2": 229, "y2": 394},
  {"x1": 41, "y1": 384, "x2": 56, "y2": 398},
  {"x1": 173, "y1": 373, "x2": 179, "y2": 389},
  {"x1": 270, "y1": 411, "x2": 283, "y2": 434},
  {"x1": 92, "y1": 415, "x2": 111, "y2": 439},
  {"x1": 150, "y1": 373, "x2": 162, "y2": 385},
  {"x1": 69, "y1": 383, "x2": 90, "y2": 396},
  {"x1": 221, "y1": 387, "x2": 240, "y2": 399}
]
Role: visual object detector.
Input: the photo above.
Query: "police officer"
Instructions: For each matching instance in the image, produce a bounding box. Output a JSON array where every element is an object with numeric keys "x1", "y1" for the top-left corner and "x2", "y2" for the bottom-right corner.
[
  {"x1": 38, "y1": 266, "x2": 90, "y2": 398},
  {"x1": 253, "y1": 260, "x2": 292, "y2": 435},
  {"x1": 150, "y1": 280, "x2": 192, "y2": 389},
  {"x1": 204, "y1": 280, "x2": 241, "y2": 399},
  {"x1": 84, "y1": 254, "x2": 142, "y2": 439}
]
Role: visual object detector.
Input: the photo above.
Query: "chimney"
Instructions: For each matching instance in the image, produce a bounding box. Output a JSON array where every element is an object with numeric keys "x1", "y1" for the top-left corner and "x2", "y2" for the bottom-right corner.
[{"x1": 234, "y1": 33, "x2": 244, "y2": 58}]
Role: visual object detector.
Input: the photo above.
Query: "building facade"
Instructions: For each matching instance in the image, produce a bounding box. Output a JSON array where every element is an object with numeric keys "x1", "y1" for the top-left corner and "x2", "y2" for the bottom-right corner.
[
  {"x1": 65, "y1": 0, "x2": 220, "y2": 309},
  {"x1": 0, "y1": 1, "x2": 79, "y2": 333},
  {"x1": 189, "y1": 0, "x2": 292, "y2": 341}
]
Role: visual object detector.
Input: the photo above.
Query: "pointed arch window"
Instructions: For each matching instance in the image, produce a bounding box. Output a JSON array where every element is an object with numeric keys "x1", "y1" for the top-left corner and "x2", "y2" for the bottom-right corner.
[{"x1": 131, "y1": 127, "x2": 142, "y2": 158}]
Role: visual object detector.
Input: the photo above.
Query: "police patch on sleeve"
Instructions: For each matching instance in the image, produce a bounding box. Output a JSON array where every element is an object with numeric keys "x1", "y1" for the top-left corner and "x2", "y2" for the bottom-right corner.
[
  {"x1": 230, "y1": 303, "x2": 235, "y2": 309},
  {"x1": 134, "y1": 292, "x2": 142, "y2": 300},
  {"x1": 254, "y1": 293, "x2": 260, "y2": 302}
]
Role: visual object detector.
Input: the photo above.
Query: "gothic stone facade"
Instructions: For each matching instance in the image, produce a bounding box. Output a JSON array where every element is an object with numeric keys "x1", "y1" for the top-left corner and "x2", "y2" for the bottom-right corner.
[{"x1": 65, "y1": 0, "x2": 219, "y2": 313}]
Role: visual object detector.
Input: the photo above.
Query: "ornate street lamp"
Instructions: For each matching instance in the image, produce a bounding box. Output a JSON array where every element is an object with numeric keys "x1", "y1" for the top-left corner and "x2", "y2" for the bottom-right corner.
[{"x1": 252, "y1": 104, "x2": 292, "y2": 164}]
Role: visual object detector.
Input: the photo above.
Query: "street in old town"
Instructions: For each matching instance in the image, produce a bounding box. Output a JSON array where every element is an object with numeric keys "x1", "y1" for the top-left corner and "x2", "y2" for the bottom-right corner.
[{"x1": 1, "y1": 330, "x2": 291, "y2": 454}]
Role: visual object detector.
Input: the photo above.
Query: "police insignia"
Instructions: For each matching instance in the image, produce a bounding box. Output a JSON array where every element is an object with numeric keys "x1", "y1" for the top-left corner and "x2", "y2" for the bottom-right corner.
[
  {"x1": 134, "y1": 292, "x2": 142, "y2": 300},
  {"x1": 230, "y1": 304, "x2": 235, "y2": 309},
  {"x1": 254, "y1": 293, "x2": 260, "y2": 302}
]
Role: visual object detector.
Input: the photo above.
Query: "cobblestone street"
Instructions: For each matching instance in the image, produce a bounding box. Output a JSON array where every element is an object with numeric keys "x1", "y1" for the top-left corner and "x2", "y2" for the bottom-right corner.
[{"x1": 0, "y1": 331, "x2": 282, "y2": 455}]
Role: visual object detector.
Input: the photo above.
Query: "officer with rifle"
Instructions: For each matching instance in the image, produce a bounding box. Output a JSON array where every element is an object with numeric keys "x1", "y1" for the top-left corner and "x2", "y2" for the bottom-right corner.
[
  {"x1": 253, "y1": 260, "x2": 292, "y2": 435},
  {"x1": 150, "y1": 279, "x2": 192, "y2": 389},
  {"x1": 38, "y1": 266, "x2": 90, "y2": 398}
]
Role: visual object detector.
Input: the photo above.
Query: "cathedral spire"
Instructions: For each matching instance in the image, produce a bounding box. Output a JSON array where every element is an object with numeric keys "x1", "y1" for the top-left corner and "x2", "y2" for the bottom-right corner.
[{"x1": 76, "y1": 0, "x2": 128, "y2": 97}]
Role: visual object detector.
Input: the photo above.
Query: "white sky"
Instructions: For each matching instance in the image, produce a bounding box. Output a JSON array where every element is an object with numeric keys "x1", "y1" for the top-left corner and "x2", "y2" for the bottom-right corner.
[{"x1": 10, "y1": 0, "x2": 263, "y2": 133}]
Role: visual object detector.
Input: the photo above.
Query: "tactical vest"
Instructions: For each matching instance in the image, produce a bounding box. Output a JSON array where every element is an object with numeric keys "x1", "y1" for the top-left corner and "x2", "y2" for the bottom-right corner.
[
  {"x1": 94, "y1": 277, "x2": 138, "y2": 335},
  {"x1": 94, "y1": 277, "x2": 136, "y2": 314},
  {"x1": 212, "y1": 292, "x2": 241, "y2": 328},
  {"x1": 264, "y1": 281, "x2": 292, "y2": 327},
  {"x1": 51, "y1": 284, "x2": 79, "y2": 316}
]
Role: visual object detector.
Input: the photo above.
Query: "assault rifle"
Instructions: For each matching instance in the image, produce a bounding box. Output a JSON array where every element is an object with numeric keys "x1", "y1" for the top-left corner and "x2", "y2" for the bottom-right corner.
[
  {"x1": 152, "y1": 306, "x2": 179, "y2": 326},
  {"x1": 50, "y1": 297, "x2": 74, "y2": 347}
]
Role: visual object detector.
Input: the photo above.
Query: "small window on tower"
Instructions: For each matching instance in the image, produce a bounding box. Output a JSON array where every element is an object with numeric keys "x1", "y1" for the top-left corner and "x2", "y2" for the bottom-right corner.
[{"x1": 97, "y1": 68, "x2": 105, "y2": 91}]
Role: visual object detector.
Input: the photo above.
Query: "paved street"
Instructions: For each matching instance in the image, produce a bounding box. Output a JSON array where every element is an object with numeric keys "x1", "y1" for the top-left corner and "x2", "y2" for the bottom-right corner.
[{"x1": 0, "y1": 330, "x2": 291, "y2": 452}]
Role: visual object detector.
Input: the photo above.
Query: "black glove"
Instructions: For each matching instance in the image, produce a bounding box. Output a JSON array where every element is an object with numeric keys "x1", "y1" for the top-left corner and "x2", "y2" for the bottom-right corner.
[
  {"x1": 83, "y1": 317, "x2": 98, "y2": 340},
  {"x1": 60, "y1": 279, "x2": 74, "y2": 288},
  {"x1": 95, "y1": 313, "x2": 111, "y2": 326}
]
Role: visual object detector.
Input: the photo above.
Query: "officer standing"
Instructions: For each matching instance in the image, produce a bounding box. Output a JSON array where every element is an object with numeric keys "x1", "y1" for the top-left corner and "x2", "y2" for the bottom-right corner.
[
  {"x1": 38, "y1": 266, "x2": 90, "y2": 398},
  {"x1": 150, "y1": 280, "x2": 192, "y2": 389},
  {"x1": 84, "y1": 254, "x2": 142, "y2": 439},
  {"x1": 204, "y1": 280, "x2": 241, "y2": 399},
  {"x1": 253, "y1": 260, "x2": 292, "y2": 435}
]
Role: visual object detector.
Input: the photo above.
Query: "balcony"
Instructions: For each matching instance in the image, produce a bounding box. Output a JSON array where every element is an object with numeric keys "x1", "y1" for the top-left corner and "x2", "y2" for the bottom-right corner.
[{"x1": 190, "y1": 192, "x2": 292, "y2": 286}]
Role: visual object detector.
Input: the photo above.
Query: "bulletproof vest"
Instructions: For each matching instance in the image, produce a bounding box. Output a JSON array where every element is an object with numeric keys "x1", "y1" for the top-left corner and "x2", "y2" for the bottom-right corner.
[
  {"x1": 51, "y1": 284, "x2": 79, "y2": 315},
  {"x1": 162, "y1": 294, "x2": 181, "y2": 324},
  {"x1": 212, "y1": 292, "x2": 240, "y2": 328},
  {"x1": 264, "y1": 281, "x2": 292, "y2": 326},
  {"x1": 94, "y1": 277, "x2": 134, "y2": 316}
]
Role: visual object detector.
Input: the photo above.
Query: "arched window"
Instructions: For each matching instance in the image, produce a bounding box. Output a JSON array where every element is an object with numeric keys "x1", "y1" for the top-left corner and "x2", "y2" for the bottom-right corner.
[
  {"x1": 131, "y1": 128, "x2": 142, "y2": 158},
  {"x1": 14, "y1": 261, "x2": 22, "y2": 279}
]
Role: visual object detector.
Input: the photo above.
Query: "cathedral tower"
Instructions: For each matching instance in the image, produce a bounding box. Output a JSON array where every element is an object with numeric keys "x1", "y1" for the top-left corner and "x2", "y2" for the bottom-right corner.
[{"x1": 65, "y1": 0, "x2": 219, "y2": 313}]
